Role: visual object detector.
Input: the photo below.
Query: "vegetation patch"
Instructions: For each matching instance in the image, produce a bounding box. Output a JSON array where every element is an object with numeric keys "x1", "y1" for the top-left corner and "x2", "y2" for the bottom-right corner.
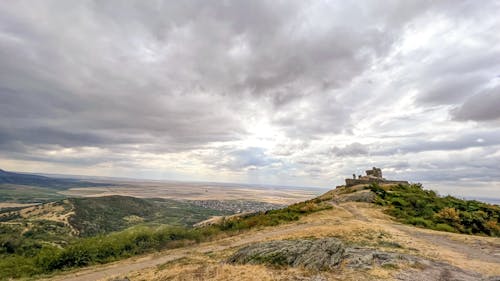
[
  {"x1": 68, "y1": 196, "x2": 227, "y2": 236},
  {"x1": 215, "y1": 200, "x2": 332, "y2": 232},
  {"x1": 369, "y1": 183, "x2": 500, "y2": 237}
]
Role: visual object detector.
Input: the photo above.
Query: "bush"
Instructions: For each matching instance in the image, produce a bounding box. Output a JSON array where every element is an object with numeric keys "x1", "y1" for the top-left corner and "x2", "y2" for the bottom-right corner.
[
  {"x1": 216, "y1": 200, "x2": 331, "y2": 232},
  {"x1": 433, "y1": 224, "x2": 456, "y2": 233},
  {"x1": 370, "y1": 183, "x2": 500, "y2": 237},
  {"x1": 435, "y1": 207, "x2": 460, "y2": 224},
  {"x1": 406, "y1": 217, "x2": 433, "y2": 228}
]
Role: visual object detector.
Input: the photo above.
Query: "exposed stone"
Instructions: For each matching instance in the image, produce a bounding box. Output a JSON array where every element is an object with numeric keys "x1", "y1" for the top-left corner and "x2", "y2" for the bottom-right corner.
[
  {"x1": 395, "y1": 261, "x2": 492, "y2": 281},
  {"x1": 336, "y1": 190, "x2": 376, "y2": 203},
  {"x1": 227, "y1": 238, "x2": 345, "y2": 271},
  {"x1": 346, "y1": 247, "x2": 494, "y2": 281},
  {"x1": 344, "y1": 247, "x2": 420, "y2": 269},
  {"x1": 229, "y1": 238, "x2": 499, "y2": 281}
]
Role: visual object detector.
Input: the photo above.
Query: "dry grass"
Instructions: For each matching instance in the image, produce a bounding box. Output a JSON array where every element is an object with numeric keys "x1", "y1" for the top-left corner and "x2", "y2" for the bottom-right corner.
[{"x1": 114, "y1": 252, "x2": 385, "y2": 281}]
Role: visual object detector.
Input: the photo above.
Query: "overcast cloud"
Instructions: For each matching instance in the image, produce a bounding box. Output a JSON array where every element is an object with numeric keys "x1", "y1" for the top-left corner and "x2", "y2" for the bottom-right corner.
[{"x1": 1, "y1": 0, "x2": 499, "y2": 198}]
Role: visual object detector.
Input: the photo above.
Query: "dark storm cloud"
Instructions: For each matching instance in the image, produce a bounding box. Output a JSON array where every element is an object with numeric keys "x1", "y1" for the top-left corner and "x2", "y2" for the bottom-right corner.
[
  {"x1": 452, "y1": 85, "x2": 500, "y2": 121},
  {"x1": 417, "y1": 74, "x2": 487, "y2": 105},
  {"x1": 331, "y1": 143, "x2": 369, "y2": 157},
  {"x1": 409, "y1": 1, "x2": 500, "y2": 110},
  {"x1": 0, "y1": 0, "x2": 436, "y2": 156}
]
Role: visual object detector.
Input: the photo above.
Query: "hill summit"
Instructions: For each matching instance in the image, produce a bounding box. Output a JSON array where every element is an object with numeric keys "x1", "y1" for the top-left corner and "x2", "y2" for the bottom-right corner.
[{"x1": 344, "y1": 167, "x2": 409, "y2": 187}]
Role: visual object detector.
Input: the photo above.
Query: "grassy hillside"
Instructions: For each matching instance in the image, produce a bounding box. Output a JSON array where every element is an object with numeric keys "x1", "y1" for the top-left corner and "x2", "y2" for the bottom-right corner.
[
  {"x1": 0, "y1": 198, "x2": 330, "y2": 279},
  {"x1": 370, "y1": 183, "x2": 500, "y2": 236},
  {"x1": 0, "y1": 195, "x2": 230, "y2": 263},
  {"x1": 68, "y1": 196, "x2": 228, "y2": 236}
]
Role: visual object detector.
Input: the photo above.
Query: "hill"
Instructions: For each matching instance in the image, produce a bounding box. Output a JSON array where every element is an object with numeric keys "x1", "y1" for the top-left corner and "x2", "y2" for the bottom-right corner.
[
  {"x1": 0, "y1": 169, "x2": 115, "y2": 204},
  {"x1": 0, "y1": 169, "x2": 109, "y2": 190},
  {"x1": 0, "y1": 195, "x2": 229, "y2": 260},
  {"x1": 1, "y1": 183, "x2": 499, "y2": 280},
  {"x1": 68, "y1": 196, "x2": 229, "y2": 236}
]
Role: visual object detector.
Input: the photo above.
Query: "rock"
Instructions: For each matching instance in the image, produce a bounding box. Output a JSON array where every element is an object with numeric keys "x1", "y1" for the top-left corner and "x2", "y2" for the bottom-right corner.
[
  {"x1": 227, "y1": 238, "x2": 345, "y2": 271},
  {"x1": 394, "y1": 259, "x2": 490, "y2": 281},
  {"x1": 229, "y1": 238, "x2": 497, "y2": 280},
  {"x1": 337, "y1": 190, "x2": 376, "y2": 203},
  {"x1": 482, "y1": 277, "x2": 500, "y2": 281},
  {"x1": 344, "y1": 247, "x2": 420, "y2": 269}
]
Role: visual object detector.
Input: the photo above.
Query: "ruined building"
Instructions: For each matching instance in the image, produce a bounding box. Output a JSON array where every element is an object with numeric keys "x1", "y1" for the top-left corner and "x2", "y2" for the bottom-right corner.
[{"x1": 345, "y1": 167, "x2": 408, "y2": 187}]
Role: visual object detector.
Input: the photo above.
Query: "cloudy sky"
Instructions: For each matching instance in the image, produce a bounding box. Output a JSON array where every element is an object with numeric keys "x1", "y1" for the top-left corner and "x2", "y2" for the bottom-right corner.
[{"x1": 1, "y1": 1, "x2": 499, "y2": 198}]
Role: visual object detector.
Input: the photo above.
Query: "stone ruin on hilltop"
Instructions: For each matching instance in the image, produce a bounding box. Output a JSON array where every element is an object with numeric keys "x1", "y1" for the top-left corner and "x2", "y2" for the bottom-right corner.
[{"x1": 344, "y1": 167, "x2": 408, "y2": 187}]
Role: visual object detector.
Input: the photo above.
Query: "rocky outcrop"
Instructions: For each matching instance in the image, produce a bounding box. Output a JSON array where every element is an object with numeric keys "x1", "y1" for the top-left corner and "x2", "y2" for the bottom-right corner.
[
  {"x1": 227, "y1": 238, "x2": 345, "y2": 271},
  {"x1": 229, "y1": 238, "x2": 500, "y2": 281},
  {"x1": 344, "y1": 247, "x2": 419, "y2": 269},
  {"x1": 336, "y1": 189, "x2": 376, "y2": 203}
]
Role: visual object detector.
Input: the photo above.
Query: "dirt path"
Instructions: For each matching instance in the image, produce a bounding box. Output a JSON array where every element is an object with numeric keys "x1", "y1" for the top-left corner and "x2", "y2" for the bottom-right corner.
[
  {"x1": 393, "y1": 223, "x2": 500, "y2": 264},
  {"x1": 48, "y1": 221, "x2": 323, "y2": 281},
  {"x1": 48, "y1": 201, "x2": 500, "y2": 280},
  {"x1": 340, "y1": 202, "x2": 500, "y2": 266},
  {"x1": 336, "y1": 203, "x2": 371, "y2": 222}
]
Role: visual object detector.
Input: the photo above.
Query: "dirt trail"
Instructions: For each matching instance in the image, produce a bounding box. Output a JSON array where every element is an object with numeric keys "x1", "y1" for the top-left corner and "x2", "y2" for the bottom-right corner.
[
  {"x1": 393, "y1": 223, "x2": 500, "y2": 264},
  {"x1": 48, "y1": 222, "x2": 323, "y2": 281},
  {"x1": 48, "y1": 201, "x2": 500, "y2": 281},
  {"x1": 336, "y1": 203, "x2": 371, "y2": 222},
  {"x1": 341, "y1": 202, "x2": 500, "y2": 265}
]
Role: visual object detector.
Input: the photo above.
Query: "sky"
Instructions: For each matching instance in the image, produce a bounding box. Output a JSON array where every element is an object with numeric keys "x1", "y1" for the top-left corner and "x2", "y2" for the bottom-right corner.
[{"x1": 0, "y1": 1, "x2": 499, "y2": 198}]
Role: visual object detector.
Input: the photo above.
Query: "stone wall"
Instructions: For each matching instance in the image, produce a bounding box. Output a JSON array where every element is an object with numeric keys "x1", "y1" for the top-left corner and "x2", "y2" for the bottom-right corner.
[
  {"x1": 366, "y1": 167, "x2": 383, "y2": 178},
  {"x1": 345, "y1": 178, "x2": 408, "y2": 187}
]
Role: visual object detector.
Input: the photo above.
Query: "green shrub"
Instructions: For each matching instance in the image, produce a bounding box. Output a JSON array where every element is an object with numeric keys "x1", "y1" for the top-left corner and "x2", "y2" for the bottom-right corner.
[
  {"x1": 406, "y1": 217, "x2": 433, "y2": 228},
  {"x1": 433, "y1": 224, "x2": 456, "y2": 233},
  {"x1": 370, "y1": 183, "x2": 500, "y2": 237},
  {"x1": 216, "y1": 200, "x2": 331, "y2": 232}
]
